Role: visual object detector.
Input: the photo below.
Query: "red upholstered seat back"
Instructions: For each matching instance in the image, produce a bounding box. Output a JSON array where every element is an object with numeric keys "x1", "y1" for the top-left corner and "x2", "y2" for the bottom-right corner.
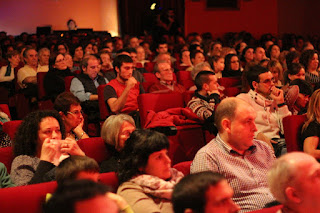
[
  {"x1": 0, "y1": 181, "x2": 57, "y2": 213},
  {"x1": 218, "y1": 77, "x2": 241, "y2": 88},
  {"x1": 173, "y1": 161, "x2": 192, "y2": 176},
  {"x1": 99, "y1": 172, "x2": 119, "y2": 192},
  {"x1": 0, "y1": 146, "x2": 13, "y2": 173},
  {"x1": 176, "y1": 71, "x2": 194, "y2": 90},
  {"x1": 144, "y1": 62, "x2": 156, "y2": 73},
  {"x1": 64, "y1": 76, "x2": 75, "y2": 92},
  {"x1": 77, "y1": 137, "x2": 110, "y2": 164},
  {"x1": 2, "y1": 120, "x2": 22, "y2": 141},
  {"x1": 138, "y1": 92, "x2": 184, "y2": 127},
  {"x1": 97, "y1": 84, "x2": 110, "y2": 120},
  {"x1": 283, "y1": 114, "x2": 306, "y2": 152},
  {"x1": 0, "y1": 104, "x2": 11, "y2": 119}
]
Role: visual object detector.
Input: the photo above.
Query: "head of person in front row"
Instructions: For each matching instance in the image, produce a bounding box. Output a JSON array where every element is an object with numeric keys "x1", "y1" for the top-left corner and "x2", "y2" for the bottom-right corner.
[
  {"x1": 11, "y1": 110, "x2": 83, "y2": 186},
  {"x1": 43, "y1": 180, "x2": 119, "y2": 213},
  {"x1": 172, "y1": 171, "x2": 240, "y2": 213},
  {"x1": 100, "y1": 114, "x2": 136, "y2": 173},
  {"x1": 268, "y1": 152, "x2": 320, "y2": 213},
  {"x1": 54, "y1": 92, "x2": 88, "y2": 141},
  {"x1": 117, "y1": 129, "x2": 184, "y2": 213}
]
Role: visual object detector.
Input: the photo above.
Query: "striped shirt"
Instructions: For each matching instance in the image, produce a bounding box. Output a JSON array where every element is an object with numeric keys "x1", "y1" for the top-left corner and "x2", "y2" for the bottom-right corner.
[{"x1": 191, "y1": 134, "x2": 276, "y2": 212}]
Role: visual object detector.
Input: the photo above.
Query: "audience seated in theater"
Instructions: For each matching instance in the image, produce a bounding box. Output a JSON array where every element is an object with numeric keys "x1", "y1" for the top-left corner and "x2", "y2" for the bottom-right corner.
[
  {"x1": 253, "y1": 46, "x2": 267, "y2": 64},
  {"x1": 149, "y1": 60, "x2": 185, "y2": 94},
  {"x1": 104, "y1": 55, "x2": 141, "y2": 125},
  {"x1": 83, "y1": 42, "x2": 95, "y2": 56},
  {"x1": 117, "y1": 129, "x2": 184, "y2": 213},
  {"x1": 104, "y1": 48, "x2": 145, "y2": 83},
  {"x1": 127, "y1": 47, "x2": 147, "y2": 74},
  {"x1": 55, "y1": 155, "x2": 133, "y2": 213},
  {"x1": 99, "y1": 50, "x2": 113, "y2": 72},
  {"x1": 189, "y1": 62, "x2": 213, "y2": 91},
  {"x1": 172, "y1": 171, "x2": 240, "y2": 213},
  {"x1": 222, "y1": 54, "x2": 242, "y2": 77},
  {"x1": 10, "y1": 110, "x2": 85, "y2": 186},
  {"x1": 301, "y1": 89, "x2": 320, "y2": 161},
  {"x1": 53, "y1": 92, "x2": 89, "y2": 141},
  {"x1": 283, "y1": 63, "x2": 306, "y2": 86},
  {"x1": 237, "y1": 65, "x2": 291, "y2": 156},
  {"x1": 70, "y1": 55, "x2": 108, "y2": 123},
  {"x1": 38, "y1": 47, "x2": 50, "y2": 72},
  {"x1": 100, "y1": 114, "x2": 136, "y2": 173},
  {"x1": 191, "y1": 97, "x2": 276, "y2": 212},
  {"x1": 153, "y1": 40, "x2": 176, "y2": 64},
  {"x1": 268, "y1": 152, "x2": 320, "y2": 213},
  {"x1": 266, "y1": 44, "x2": 281, "y2": 62},
  {"x1": 0, "y1": 162, "x2": 15, "y2": 188},
  {"x1": 240, "y1": 46, "x2": 254, "y2": 69},
  {"x1": 43, "y1": 180, "x2": 119, "y2": 213},
  {"x1": 69, "y1": 44, "x2": 84, "y2": 72},
  {"x1": 179, "y1": 49, "x2": 192, "y2": 67},
  {"x1": 136, "y1": 45, "x2": 150, "y2": 67},
  {"x1": 286, "y1": 79, "x2": 312, "y2": 115},
  {"x1": 186, "y1": 50, "x2": 205, "y2": 71},
  {"x1": 17, "y1": 47, "x2": 47, "y2": 104},
  {"x1": 209, "y1": 56, "x2": 224, "y2": 79},
  {"x1": 300, "y1": 49, "x2": 320, "y2": 86},
  {"x1": 285, "y1": 51, "x2": 300, "y2": 69},
  {"x1": 208, "y1": 41, "x2": 222, "y2": 58},
  {"x1": 267, "y1": 60, "x2": 284, "y2": 87},
  {"x1": 44, "y1": 53, "x2": 75, "y2": 101},
  {"x1": 54, "y1": 42, "x2": 68, "y2": 55},
  {"x1": 187, "y1": 71, "x2": 220, "y2": 134},
  {"x1": 128, "y1": 36, "x2": 139, "y2": 49},
  {"x1": 0, "y1": 50, "x2": 20, "y2": 95}
]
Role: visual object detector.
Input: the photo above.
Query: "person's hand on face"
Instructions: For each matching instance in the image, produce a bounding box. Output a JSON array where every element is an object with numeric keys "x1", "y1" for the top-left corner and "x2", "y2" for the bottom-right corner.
[
  {"x1": 126, "y1": 77, "x2": 137, "y2": 89},
  {"x1": 60, "y1": 138, "x2": 85, "y2": 156},
  {"x1": 269, "y1": 86, "x2": 285, "y2": 104},
  {"x1": 40, "y1": 138, "x2": 62, "y2": 165}
]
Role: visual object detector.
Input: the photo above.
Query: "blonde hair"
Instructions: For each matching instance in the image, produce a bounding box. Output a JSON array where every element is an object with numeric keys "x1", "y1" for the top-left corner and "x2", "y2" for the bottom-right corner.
[
  {"x1": 100, "y1": 114, "x2": 135, "y2": 150},
  {"x1": 267, "y1": 60, "x2": 284, "y2": 84},
  {"x1": 302, "y1": 89, "x2": 320, "y2": 132}
]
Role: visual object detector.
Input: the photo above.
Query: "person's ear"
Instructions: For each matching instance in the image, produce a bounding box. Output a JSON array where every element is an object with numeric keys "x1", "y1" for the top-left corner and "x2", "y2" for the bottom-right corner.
[
  {"x1": 115, "y1": 66, "x2": 120, "y2": 74},
  {"x1": 285, "y1": 186, "x2": 301, "y2": 204},
  {"x1": 203, "y1": 83, "x2": 209, "y2": 91},
  {"x1": 59, "y1": 111, "x2": 65, "y2": 120},
  {"x1": 252, "y1": 81, "x2": 259, "y2": 90},
  {"x1": 82, "y1": 66, "x2": 86, "y2": 73},
  {"x1": 155, "y1": 72, "x2": 161, "y2": 79},
  {"x1": 221, "y1": 118, "x2": 231, "y2": 133}
]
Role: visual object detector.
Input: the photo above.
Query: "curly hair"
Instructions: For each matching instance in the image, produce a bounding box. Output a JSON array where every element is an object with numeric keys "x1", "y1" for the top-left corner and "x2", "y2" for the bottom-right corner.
[
  {"x1": 118, "y1": 129, "x2": 169, "y2": 184},
  {"x1": 300, "y1": 49, "x2": 318, "y2": 71},
  {"x1": 13, "y1": 110, "x2": 66, "y2": 157}
]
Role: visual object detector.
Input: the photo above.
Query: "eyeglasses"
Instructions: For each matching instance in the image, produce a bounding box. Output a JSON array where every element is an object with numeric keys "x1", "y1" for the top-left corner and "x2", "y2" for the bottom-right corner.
[{"x1": 67, "y1": 110, "x2": 83, "y2": 116}]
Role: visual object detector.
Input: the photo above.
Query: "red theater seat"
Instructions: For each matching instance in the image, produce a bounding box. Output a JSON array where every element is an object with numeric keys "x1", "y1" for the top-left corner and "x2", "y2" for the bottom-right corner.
[
  {"x1": 0, "y1": 104, "x2": 11, "y2": 119},
  {"x1": 77, "y1": 137, "x2": 110, "y2": 164},
  {"x1": 218, "y1": 77, "x2": 241, "y2": 88},
  {"x1": 283, "y1": 114, "x2": 306, "y2": 152},
  {"x1": 2, "y1": 120, "x2": 22, "y2": 141},
  {"x1": 173, "y1": 161, "x2": 192, "y2": 176},
  {"x1": 64, "y1": 76, "x2": 75, "y2": 92},
  {"x1": 97, "y1": 84, "x2": 110, "y2": 121},
  {"x1": 176, "y1": 71, "x2": 194, "y2": 90}
]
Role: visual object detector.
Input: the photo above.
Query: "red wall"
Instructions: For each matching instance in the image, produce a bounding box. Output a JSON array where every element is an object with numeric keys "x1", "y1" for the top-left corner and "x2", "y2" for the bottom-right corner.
[{"x1": 185, "y1": 0, "x2": 278, "y2": 39}]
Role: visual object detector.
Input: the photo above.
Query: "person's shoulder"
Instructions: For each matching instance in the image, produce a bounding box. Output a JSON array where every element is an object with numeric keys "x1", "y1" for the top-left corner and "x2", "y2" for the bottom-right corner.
[
  {"x1": 117, "y1": 181, "x2": 142, "y2": 194},
  {"x1": 12, "y1": 155, "x2": 40, "y2": 166},
  {"x1": 253, "y1": 139, "x2": 275, "y2": 155}
]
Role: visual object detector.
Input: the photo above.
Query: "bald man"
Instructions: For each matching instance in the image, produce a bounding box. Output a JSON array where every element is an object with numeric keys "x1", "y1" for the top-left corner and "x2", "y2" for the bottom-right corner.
[
  {"x1": 268, "y1": 152, "x2": 320, "y2": 213},
  {"x1": 191, "y1": 97, "x2": 276, "y2": 212}
]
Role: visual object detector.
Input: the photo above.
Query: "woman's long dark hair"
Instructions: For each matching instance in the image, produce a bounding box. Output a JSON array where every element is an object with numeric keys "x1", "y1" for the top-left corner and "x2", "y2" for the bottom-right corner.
[{"x1": 117, "y1": 129, "x2": 169, "y2": 184}]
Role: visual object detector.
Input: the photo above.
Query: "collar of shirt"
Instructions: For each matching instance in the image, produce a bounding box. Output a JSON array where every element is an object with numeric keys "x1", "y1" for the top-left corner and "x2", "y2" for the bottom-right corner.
[
  {"x1": 215, "y1": 133, "x2": 257, "y2": 156},
  {"x1": 160, "y1": 80, "x2": 175, "y2": 86}
]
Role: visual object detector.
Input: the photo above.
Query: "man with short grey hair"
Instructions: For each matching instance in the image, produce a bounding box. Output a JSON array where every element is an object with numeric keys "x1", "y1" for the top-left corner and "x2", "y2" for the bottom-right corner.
[{"x1": 268, "y1": 152, "x2": 320, "y2": 213}]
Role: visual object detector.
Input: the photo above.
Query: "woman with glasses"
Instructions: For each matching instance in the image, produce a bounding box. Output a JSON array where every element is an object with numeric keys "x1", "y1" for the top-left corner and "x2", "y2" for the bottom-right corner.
[
  {"x1": 44, "y1": 53, "x2": 75, "y2": 101},
  {"x1": 53, "y1": 92, "x2": 89, "y2": 141},
  {"x1": 10, "y1": 110, "x2": 85, "y2": 186},
  {"x1": 222, "y1": 54, "x2": 242, "y2": 77}
]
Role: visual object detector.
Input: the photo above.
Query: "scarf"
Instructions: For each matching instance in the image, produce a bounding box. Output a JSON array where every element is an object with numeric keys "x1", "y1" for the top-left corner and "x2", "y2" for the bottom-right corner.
[{"x1": 129, "y1": 168, "x2": 184, "y2": 200}]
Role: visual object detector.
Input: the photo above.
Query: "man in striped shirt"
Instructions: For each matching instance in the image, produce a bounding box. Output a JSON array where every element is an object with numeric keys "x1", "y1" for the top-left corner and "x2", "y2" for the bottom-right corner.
[{"x1": 191, "y1": 97, "x2": 276, "y2": 212}]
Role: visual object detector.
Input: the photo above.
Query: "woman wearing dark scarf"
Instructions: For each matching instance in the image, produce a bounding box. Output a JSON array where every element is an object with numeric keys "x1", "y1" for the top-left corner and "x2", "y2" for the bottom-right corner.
[
  {"x1": 222, "y1": 53, "x2": 242, "y2": 78},
  {"x1": 117, "y1": 129, "x2": 184, "y2": 213},
  {"x1": 0, "y1": 50, "x2": 20, "y2": 95},
  {"x1": 44, "y1": 53, "x2": 75, "y2": 101}
]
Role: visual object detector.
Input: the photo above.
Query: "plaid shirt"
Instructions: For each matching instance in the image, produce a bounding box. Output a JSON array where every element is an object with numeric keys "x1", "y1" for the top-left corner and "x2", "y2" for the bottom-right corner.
[{"x1": 191, "y1": 134, "x2": 276, "y2": 212}]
